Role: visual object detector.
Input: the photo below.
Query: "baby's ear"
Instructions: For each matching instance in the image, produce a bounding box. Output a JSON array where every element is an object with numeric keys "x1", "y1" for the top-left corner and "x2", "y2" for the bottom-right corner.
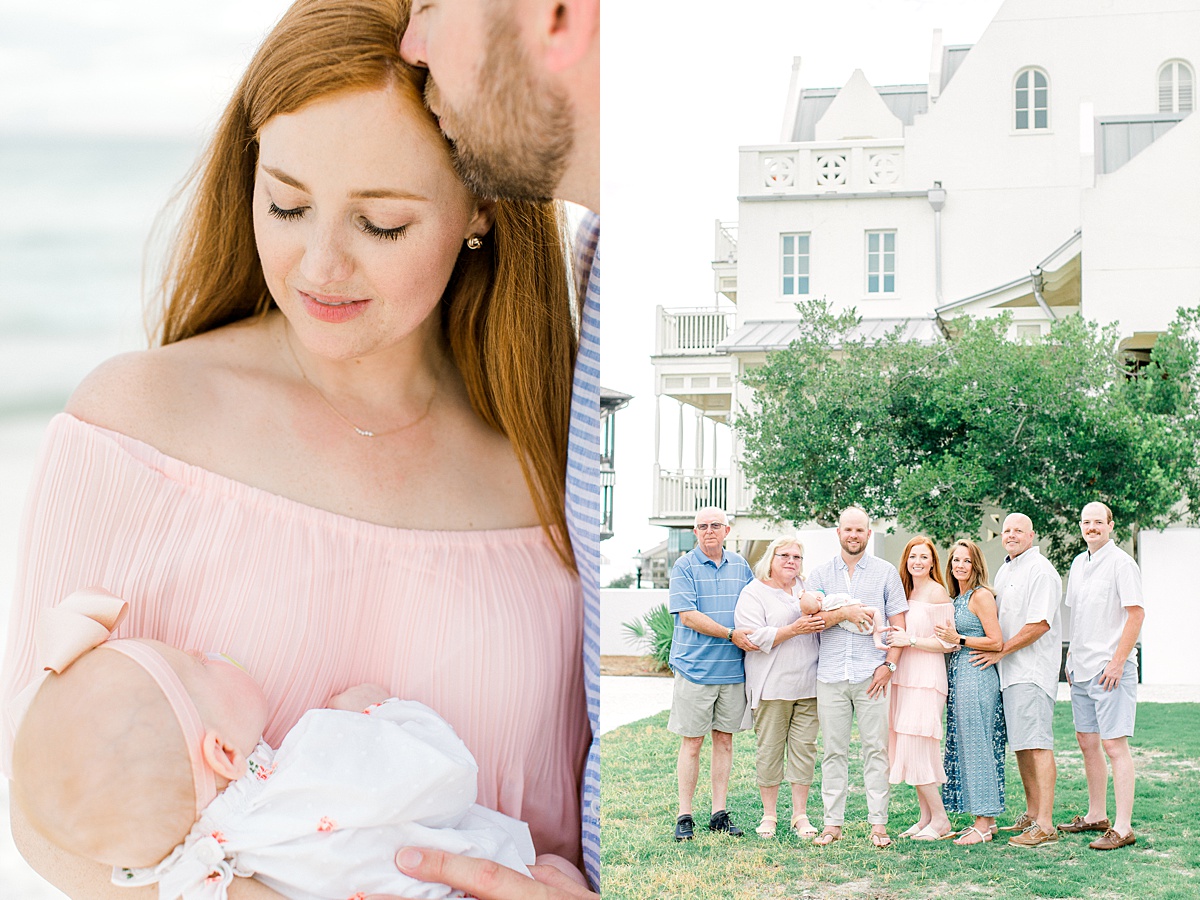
[{"x1": 200, "y1": 731, "x2": 248, "y2": 781}]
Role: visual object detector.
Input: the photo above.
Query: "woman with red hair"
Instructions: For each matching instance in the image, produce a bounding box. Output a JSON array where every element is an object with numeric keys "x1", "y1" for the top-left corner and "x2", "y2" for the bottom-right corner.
[{"x1": 886, "y1": 536, "x2": 957, "y2": 840}]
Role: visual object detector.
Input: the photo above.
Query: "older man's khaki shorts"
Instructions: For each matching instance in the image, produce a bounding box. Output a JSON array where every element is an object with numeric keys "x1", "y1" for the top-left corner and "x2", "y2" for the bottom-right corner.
[{"x1": 667, "y1": 672, "x2": 749, "y2": 737}]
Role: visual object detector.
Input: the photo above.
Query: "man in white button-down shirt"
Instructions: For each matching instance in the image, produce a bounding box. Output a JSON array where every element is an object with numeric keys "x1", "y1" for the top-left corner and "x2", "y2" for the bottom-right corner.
[
  {"x1": 970, "y1": 513, "x2": 1062, "y2": 847},
  {"x1": 1056, "y1": 501, "x2": 1145, "y2": 851}
]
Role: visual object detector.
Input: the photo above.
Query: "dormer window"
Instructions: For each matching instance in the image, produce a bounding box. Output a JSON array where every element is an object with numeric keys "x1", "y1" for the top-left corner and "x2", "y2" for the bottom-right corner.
[
  {"x1": 1159, "y1": 60, "x2": 1194, "y2": 113},
  {"x1": 1014, "y1": 68, "x2": 1049, "y2": 130}
]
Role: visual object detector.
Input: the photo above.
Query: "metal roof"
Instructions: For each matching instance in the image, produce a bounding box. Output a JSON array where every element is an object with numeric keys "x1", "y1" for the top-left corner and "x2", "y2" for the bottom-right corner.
[
  {"x1": 791, "y1": 84, "x2": 930, "y2": 142},
  {"x1": 715, "y1": 316, "x2": 941, "y2": 354}
]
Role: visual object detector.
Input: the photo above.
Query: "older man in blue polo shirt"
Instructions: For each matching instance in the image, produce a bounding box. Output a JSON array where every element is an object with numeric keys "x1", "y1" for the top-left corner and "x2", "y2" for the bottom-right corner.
[{"x1": 668, "y1": 506, "x2": 756, "y2": 841}]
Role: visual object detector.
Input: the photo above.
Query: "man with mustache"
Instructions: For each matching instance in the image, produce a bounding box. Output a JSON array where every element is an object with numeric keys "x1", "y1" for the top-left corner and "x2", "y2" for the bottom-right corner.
[
  {"x1": 1057, "y1": 502, "x2": 1144, "y2": 850},
  {"x1": 971, "y1": 513, "x2": 1063, "y2": 848},
  {"x1": 399, "y1": 3, "x2": 600, "y2": 897},
  {"x1": 804, "y1": 506, "x2": 908, "y2": 849},
  {"x1": 667, "y1": 507, "x2": 756, "y2": 843}
]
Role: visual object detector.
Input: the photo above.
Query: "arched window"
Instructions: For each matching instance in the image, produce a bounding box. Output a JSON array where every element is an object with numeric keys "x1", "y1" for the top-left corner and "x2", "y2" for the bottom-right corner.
[
  {"x1": 1159, "y1": 60, "x2": 1194, "y2": 113},
  {"x1": 1014, "y1": 68, "x2": 1049, "y2": 130}
]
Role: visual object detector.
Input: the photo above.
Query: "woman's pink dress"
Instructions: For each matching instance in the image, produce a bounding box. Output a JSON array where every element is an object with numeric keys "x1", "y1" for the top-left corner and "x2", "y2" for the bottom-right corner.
[
  {"x1": 888, "y1": 599, "x2": 954, "y2": 786},
  {"x1": 0, "y1": 414, "x2": 587, "y2": 862}
]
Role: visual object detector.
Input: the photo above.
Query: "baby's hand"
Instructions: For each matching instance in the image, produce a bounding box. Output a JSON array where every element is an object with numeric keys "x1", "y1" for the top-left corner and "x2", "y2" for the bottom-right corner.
[{"x1": 327, "y1": 683, "x2": 392, "y2": 711}]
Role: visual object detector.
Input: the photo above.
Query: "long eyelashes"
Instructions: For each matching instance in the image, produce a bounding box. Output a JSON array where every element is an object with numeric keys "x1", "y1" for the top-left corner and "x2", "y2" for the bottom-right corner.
[
  {"x1": 360, "y1": 220, "x2": 408, "y2": 242},
  {"x1": 268, "y1": 201, "x2": 305, "y2": 221},
  {"x1": 266, "y1": 202, "x2": 408, "y2": 242}
]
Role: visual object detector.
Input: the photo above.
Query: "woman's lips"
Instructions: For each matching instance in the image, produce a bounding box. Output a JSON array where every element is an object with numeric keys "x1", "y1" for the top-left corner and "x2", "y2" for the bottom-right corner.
[{"x1": 300, "y1": 290, "x2": 370, "y2": 324}]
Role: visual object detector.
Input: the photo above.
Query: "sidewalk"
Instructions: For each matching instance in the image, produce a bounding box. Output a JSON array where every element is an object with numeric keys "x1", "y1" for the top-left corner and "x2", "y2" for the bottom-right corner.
[{"x1": 599, "y1": 675, "x2": 1200, "y2": 735}]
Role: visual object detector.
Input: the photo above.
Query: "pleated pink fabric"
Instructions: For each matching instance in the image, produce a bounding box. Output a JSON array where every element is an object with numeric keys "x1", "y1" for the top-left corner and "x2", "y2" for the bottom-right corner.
[
  {"x1": 887, "y1": 599, "x2": 954, "y2": 786},
  {"x1": 1, "y1": 414, "x2": 587, "y2": 863}
]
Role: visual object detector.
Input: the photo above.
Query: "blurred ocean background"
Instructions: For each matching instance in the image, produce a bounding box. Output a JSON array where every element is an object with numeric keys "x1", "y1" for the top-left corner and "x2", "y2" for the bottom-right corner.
[
  {"x1": 0, "y1": 133, "x2": 199, "y2": 413},
  {"x1": 1, "y1": 2, "x2": 290, "y2": 892}
]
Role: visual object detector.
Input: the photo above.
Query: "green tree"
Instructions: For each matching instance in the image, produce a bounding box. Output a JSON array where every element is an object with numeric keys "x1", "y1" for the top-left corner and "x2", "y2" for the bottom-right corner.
[{"x1": 736, "y1": 300, "x2": 1200, "y2": 569}]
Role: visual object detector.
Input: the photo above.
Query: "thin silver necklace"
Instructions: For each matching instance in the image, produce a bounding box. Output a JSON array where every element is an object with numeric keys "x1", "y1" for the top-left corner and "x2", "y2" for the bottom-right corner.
[{"x1": 283, "y1": 323, "x2": 443, "y2": 438}]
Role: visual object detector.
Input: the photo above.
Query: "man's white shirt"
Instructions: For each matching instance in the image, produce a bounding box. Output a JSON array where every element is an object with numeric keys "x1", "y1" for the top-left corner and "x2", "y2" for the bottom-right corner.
[
  {"x1": 995, "y1": 546, "x2": 1063, "y2": 698},
  {"x1": 1065, "y1": 539, "x2": 1143, "y2": 682}
]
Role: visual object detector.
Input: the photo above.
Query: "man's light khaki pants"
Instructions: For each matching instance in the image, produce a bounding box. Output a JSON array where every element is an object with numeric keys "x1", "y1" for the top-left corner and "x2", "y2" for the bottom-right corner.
[{"x1": 816, "y1": 678, "x2": 890, "y2": 825}]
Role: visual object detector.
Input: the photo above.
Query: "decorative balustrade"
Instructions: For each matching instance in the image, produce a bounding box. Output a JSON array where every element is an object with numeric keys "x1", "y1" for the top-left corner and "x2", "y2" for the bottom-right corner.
[
  {"x1": 741, "y1": 141, "x2": 907, "y2": 195},
  {"x1": 654, "y1": 468, "x2": 730, "y2": 520},
  {"x1": 655, "y1": 306, "x2": 736, "y2": 356}
]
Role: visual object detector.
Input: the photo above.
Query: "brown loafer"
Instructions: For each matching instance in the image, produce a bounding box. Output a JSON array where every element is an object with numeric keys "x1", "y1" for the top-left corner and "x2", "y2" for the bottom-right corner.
[
  {"x1": 998, "y1": 812, "x2": 1035, "y2": 832},
  {"x1": 1058, "y1": 815, "x2": 1111, "y2": 834},
  {"x1": 1089, "y1": 828, "x2": 1136, "y2": 850},
  {"x1": 1008, "y1": 824, "x2": 1060, "y2": 847}
]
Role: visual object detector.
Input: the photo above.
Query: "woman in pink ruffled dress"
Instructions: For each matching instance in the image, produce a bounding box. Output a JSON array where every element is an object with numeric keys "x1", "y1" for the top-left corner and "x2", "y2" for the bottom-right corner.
[{"x1": 885, "y1": 536, "x2": 958, "y2": 840}]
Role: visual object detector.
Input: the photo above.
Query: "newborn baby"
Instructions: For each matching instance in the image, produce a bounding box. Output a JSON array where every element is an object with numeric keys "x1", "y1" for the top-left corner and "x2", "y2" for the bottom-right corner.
[
  {"x1": 800, "y1": 591, "x2": 892, "y2": 650},
  {"x1": 10, "y1": 589, "x2": 538, "y2": 900}
]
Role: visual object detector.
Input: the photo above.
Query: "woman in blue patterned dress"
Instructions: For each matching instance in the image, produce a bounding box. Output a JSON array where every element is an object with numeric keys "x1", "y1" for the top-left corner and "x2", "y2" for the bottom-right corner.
[{"x1": 933, "y1": 539, "x2": 1006, "y2": 845}]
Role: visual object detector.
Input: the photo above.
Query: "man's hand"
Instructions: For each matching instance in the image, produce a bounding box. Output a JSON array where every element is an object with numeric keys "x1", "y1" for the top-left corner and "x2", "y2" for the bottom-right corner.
[
  {"x1": 866, "y1": 664, "x2": 892, "y2": 699},
  {"x1": 970, "y1": 649, "x2": 1003, "y2": 670},
  {"x1": 844, "y1": 604, "x2": 874, "y2": 633},
  {"x1": 364, "y1": 848, "x2": 598, "y2": 900},
  {"x1": 1099, "y1": 657, "x2": 1126, "y2": 691},
  {"x1": 731, "y1": 628, "x2": 760, "y2": 652}
]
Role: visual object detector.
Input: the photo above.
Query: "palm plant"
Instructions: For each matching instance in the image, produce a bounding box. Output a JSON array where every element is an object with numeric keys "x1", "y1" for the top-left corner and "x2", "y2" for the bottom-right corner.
[{"x1": 621, "y1": 603, "x2": 673, "y2": 671}]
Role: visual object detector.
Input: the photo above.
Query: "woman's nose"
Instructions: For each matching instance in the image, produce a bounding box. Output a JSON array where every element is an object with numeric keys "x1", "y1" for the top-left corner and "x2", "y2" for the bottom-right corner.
[{"x1": 299, "y1": 224, "x2": 353, "y2": 287}]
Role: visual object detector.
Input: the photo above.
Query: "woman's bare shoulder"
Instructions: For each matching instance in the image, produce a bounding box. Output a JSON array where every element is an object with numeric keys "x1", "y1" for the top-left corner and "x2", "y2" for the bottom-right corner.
[
  {"x1": 65, "y1": 320, "x2": 271, "y2": 445},
  {"x1": 928, "y1": 582, "x2": 954, "y2": 604}
]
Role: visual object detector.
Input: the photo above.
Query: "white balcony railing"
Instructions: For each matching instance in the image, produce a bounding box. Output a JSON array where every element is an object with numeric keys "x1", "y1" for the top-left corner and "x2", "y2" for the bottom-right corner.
[
  {"x1": 714, "y1": 220, "x2": 738, "y2": 263},
  {"x1": 655, "y1": 306, "x2": 736, "y2": 356},
  {"x1": 654, "y1": 467, "x2": 730, "y2": 520},
  {"x1": 741, "y1": 140, "x2": 906, "y2": 195}
]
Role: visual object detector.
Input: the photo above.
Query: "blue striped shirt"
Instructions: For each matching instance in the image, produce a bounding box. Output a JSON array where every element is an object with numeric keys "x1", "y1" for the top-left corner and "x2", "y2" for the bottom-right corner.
[
  {"x1": 568, "y1": 212, "x2": 600, "y2": 889},
  {"x1": 668, "y1": 547, "x2": 754, "y2": 684},
  {"x1": 807, "y1": 553, "x2": 908, "y2": 684}
]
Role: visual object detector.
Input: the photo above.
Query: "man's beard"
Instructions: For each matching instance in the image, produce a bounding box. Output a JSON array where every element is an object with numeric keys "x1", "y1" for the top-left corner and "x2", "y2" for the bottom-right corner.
[{"x1": 425, "y1": 6, "x2": 574, "y2": 202}]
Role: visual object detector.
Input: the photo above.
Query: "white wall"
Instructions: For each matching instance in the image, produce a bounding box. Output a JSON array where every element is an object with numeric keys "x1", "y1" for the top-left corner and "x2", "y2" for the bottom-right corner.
[
  {"x1": 737, "y1": 194, "x2": 937, "y2": 322},
  {"x1": 1082, "y1": 112, "x2": 1200, "y2": 335},
  {"x1": 1137, "y1": 527, "x2": 1200, "y2": 684},
  {"x1": 601, "y1": 589, "x2": 669, "y2": 655}
]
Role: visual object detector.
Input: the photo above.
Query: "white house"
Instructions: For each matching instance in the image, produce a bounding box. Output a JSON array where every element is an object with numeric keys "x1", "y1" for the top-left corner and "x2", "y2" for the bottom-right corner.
[{"x1": 647, "y1": 0, "x2": 1200, "y2": 682}]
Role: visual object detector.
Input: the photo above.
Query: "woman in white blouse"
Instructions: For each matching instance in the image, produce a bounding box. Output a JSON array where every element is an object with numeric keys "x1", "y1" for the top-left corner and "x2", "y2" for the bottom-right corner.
[{"x1": 734, "y1": 536, "x2": 825, "y2": 838}]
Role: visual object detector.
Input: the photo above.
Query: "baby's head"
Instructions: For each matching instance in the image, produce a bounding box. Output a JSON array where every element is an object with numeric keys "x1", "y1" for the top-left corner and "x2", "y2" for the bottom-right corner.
[{"x1": 12, "y1": 609, "x2": 268, "y2": 868}]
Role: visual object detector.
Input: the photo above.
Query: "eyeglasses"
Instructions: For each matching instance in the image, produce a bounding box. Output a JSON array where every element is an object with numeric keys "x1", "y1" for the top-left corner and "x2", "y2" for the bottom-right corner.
[
  {"x1": 774, "y1": 553, "x2": 803, "y2": 562},
  {"x1": 695, "y1": 523, "x2": 727, "y2": 531}
]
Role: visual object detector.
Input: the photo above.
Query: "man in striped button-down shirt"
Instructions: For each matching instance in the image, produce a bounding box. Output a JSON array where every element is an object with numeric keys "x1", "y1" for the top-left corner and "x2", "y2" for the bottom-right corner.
[
  {"x1": 401, "y1": 3, "x2": 601, "y2": 897},
  {"x1": 806, "y1": 507, "x2": 908, "y2": 849}
]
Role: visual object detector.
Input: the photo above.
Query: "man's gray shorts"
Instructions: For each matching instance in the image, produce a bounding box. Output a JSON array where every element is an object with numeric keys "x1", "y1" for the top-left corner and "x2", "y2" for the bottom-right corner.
[
  {"x1": 1071, "y1": 659, "x2": 1138, "y2": 740},
  {"x1": 667, "y1": 672, "x2": 749, "y2": 737},
  {"x1": 1002, "y1": 682, "x2": 1055, "y2": 751}
]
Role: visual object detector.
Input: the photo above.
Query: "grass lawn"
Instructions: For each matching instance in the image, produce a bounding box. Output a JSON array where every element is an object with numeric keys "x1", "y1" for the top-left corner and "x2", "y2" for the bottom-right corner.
[{"x1": 600, "y1": 702, "x2": 1200, "y2": 899}]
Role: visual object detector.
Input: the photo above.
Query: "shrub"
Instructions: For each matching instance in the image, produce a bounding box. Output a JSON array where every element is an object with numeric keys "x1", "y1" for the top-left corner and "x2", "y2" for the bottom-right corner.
[{"x1": 622, "y1": 603, "x2": 673, "y2": 671}]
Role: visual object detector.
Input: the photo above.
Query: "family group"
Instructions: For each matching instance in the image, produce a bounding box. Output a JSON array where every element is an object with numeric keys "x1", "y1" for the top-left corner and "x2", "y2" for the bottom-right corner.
[
  {"x1": 668, "y1": 503, "x2": 1144, "y2": 854},
  {"x1": 1, "y1": 0, "x2": 601, "y2": 898}
]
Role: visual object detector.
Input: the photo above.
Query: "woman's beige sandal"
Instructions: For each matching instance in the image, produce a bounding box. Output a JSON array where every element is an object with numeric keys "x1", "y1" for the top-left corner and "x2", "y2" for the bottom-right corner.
[
  {"x1": 791, "y1": 813, "x2": 817, "y2": 837},
  {"x1": 756, "y1": 814, "x2": 777, "y2": 837}
]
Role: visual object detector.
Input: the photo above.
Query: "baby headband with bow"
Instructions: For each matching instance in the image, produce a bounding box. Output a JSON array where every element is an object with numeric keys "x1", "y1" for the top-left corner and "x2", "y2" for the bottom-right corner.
[{"x1": 13, "y1": 588, "x2": 217, "y2": 815}]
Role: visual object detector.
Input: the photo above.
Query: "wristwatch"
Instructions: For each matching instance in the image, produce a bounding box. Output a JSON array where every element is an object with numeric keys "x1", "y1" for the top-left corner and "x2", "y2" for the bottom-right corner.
[
  {"x1": 727, "y1": 627, "x2": 735, "y2": 641},
  {"x1": 959, "y1": 636, "x2": 967, "y2": 647},
  {"x1": 883, "y1": 661, "x2": 897, "y2": 673}
]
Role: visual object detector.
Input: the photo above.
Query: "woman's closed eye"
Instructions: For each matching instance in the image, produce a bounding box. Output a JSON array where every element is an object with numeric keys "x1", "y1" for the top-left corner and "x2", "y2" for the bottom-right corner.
[
  {"x1": 268, "y1": 201, "x2": 306, "y2": 221},
  {"x1": 359, "y1": 218, "x2": 408, "y2": 242}
]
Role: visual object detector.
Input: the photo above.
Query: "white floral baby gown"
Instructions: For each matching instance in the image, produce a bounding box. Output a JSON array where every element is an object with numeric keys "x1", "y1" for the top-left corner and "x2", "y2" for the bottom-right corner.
[{"x1": 114, "y1": 699, "x2": 535, "y2": 899}]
